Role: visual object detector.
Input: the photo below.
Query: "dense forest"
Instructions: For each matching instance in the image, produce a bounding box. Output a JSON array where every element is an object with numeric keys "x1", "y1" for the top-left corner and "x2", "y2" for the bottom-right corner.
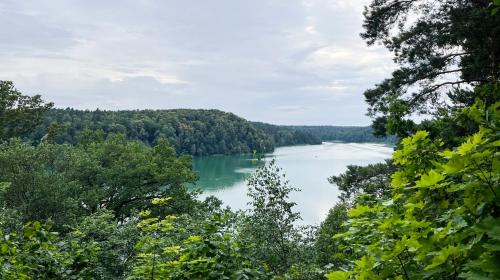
[
  {"x1": 26, "y1": 110, "x2": 395, "y2": 157},
  {"x1": 25, "y1": 108, "x2": 321, "y2": 156},
  {"x1": 252, "y1": 122, "x2": 322, "y2": 146},
  {"x1": 287, "y1": 126, "x2": 397, "y2": 143},
  {"x1": 0, "y1": 0, "x2": 499, "y2": 279}
]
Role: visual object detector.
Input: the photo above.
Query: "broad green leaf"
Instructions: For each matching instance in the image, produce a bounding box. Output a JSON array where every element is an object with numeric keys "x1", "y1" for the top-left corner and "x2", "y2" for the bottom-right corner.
[
  {"x1": 457, "y1": 139, "x2": 475, "y2": 155},
  {"x1": 425, "y1": 246, "x2": 460, "y2": 270},
  {"x1": 151, "y1": 197, "x2": 171, "y2": 205},
  {"x1": 413, "y1": 131, "x2": 429, "y2": 141},
  {"x1": 348, "y1": 205, "x2": 372, "y2": 217},
  {"x1": 442, "y1": 157, "x2": 464, "y2": 174},
  {"x1": 391, "y1": 171, "x2": 408, "y2": 188},
  {"x1": 491, "y1": 7, "x2": 498, "y2": 15},
  {"x1": 405, "y1": 237, "x2": 422, "y2": 252},
  {"x1": 477, "y1": 216, "x2": 500, "y2": 241},
  {"x1": 325, "y1": 271, "x2": 350, "y2": 280},
  {"x1": 416, "y1": 170, "x2": 445, "y2": 188}
]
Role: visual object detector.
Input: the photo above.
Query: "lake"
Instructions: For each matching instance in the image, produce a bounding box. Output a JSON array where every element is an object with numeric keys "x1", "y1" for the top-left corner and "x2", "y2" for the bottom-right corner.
[{"x1": 191, "y1": 142, "x2": 394, "y2": 225}]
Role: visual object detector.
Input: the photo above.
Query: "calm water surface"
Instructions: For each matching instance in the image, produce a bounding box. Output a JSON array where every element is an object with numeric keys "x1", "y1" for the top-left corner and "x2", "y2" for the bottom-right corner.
[{"x1": 191, "y1": 142, "x2": 393, "y2": 225}]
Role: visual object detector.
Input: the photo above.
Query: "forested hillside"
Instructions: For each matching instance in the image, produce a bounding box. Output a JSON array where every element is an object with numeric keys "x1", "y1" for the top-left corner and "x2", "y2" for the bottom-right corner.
[
  {"x1": 288, "y1": 125, "x2": 397, "y2": 143},
  {"x1": 252, "y1": 122, "x2": 322, "y2": 146},
  {"x1": 25, "y1": 108, "x2": 320, "y2": 156}
]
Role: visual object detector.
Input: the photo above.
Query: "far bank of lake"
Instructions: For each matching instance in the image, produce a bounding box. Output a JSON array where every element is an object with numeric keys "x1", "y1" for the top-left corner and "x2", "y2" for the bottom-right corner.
[{"x1": 191, "y1": 142, "x2": 394, "y2": 225}]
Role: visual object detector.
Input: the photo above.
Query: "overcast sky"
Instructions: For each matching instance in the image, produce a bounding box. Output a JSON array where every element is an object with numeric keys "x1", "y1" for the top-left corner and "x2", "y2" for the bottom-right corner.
[{"x1": 0, "y1": 0, "x2": 394, "y2": 125}]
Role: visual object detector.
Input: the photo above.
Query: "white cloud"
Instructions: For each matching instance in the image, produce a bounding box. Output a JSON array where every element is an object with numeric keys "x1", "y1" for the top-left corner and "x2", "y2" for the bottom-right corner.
[
  {"x1": 0, "y1": 0, "x2": 395, "y2": 125},
  {"x1": 306, "y1": 46, "x2": 390, "y2": 66}
]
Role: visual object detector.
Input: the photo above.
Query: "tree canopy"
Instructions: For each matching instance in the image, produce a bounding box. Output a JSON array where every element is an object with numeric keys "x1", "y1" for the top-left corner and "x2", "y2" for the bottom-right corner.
[
  {"x1": 25, "y1": 108, "x2": 321, "y2": 156},
  {"x1": 288, "y1": 125, "x2": 397, "y2": 144},
  {"x1": 0, "y1": 81, "x2": 53, "y2": 141},
  {"x1": 0, "y1": 132, "x2": 198, "y2": 228},
  {"x1": 327, "y1": 95, "x2": 500, "y2": 279},
  {"x1": 363, "y1": 0, "x2": 500, "y2": 137},
  {"x1": 321, "y1": 1, "x2": 500, "y2": 279}
]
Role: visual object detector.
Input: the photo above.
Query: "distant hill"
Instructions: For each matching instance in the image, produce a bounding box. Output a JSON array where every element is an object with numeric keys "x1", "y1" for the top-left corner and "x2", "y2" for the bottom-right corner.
[
  {"x1": 25, "y1": 108, "x2": 320, "y2": 156},
  {"x1": 252, "y1": 122, "x2": 322, "y2": 146},
  {"x1": 286, "y1": 125, "x2": 397, "y2": 144}
]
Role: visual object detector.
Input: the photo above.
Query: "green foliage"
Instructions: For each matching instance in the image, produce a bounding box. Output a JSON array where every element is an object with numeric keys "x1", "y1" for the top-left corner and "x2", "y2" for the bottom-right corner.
[
  {"x1": 286, "y1": 125, "x2": 397, "y2": 143},
  {"x1": 253, "y1": 122, "x2": 322, "y2": 146},
  {"x1": 0, "y1": 81, "x2": 53, "y2": 141},
  {"x1": 0, "y1": 140, "x2": 88, "y2": 227},
  {"x1": 361, "y1": 0, "x2": 500, "y2": 137},
  {"x1": 314, "y1": 203, "x2": 350, "y2": 268},
  {"x1": 328, "y1": 161, "x2": 395, "y2": 204},
  {"x1": 130, "y1": 161, "x2": 326, "y2": 280},
  {"x1": 237, "y1": 160, "x2": 320, "y2": 278},
  {"x1": 0, "y1": 221, "x2": 99, "y2": 279},
  {"x1": 326, "y1": 98, "x2": 500, "y2": 279},
  {"x1": 26, "y1": 108, "x2": 320, "y2": 156},
  {"x1": 69, "y1": 210, "x2": 140, "y2": 279},
  {"x1": 325, "y1": 271, "x2": 350, "y2": 280},
  {"x1": 415, "y1": 83, "x2": 500, "y2": 148},
  {"x1": 491, "y1": 0, "x2": 500, "y2": 15},
  {"x1": 130, "y1": 200, "x2": 266, "y2": 280},
  {"x1": 0, "y1": 132, "x2": 198, "y2": 228}
]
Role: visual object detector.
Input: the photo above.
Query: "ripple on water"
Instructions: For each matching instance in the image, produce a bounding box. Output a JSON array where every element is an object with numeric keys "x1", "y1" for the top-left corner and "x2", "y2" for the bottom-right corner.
[{"x1": 194, "y1": 142, "x2": 394, "y2": 225}]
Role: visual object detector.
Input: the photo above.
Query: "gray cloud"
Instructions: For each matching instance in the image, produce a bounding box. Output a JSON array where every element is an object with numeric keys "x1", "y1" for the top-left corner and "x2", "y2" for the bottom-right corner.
[{"x1": 0, "y1": 0, "x2": 394, "y2": 125}]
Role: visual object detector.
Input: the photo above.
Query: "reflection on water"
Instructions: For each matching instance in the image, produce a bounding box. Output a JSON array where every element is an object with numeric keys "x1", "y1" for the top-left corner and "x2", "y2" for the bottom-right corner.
[
  {"x1": 191, "y1": 142, "x2": 394, "y2": 225},
  {"x1": 190, "y1": 155, "x2": 265, "y2": 191}
]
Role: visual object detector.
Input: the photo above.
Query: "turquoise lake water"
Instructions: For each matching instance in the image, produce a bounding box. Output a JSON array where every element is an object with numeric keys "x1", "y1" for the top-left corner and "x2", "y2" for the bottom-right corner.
[{"x1": 191, "y1": 142, "x2": 393, "y2": 225}]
